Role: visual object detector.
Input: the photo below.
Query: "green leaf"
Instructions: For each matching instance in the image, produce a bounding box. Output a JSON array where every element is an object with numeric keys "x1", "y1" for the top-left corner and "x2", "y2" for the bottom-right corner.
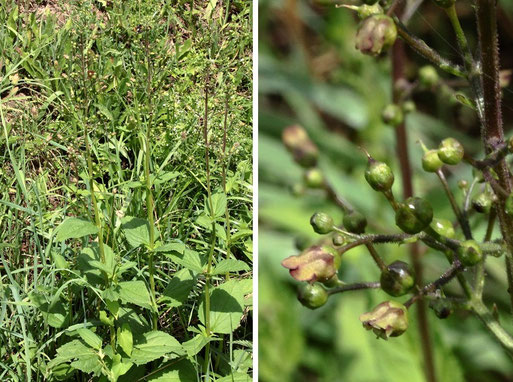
[
  {"x1": 212, "y1": 259, "x2": 250, "y2": 275},
  {"x1": 154, "y1": 241, "x2": 186, "y2": 254},
  {"x1": 77, "y1": 328, "x2": 102, "y2": 350},
  {"x1": 121, "y1": 216, "x2": 159, "y2": 248},
  {"x1": 54, "y1": 217, "x2": 98, "y2": 241},
  {"x1": 162, "y1": 268, "x2": 196, "y2": 307},
  {"x1": 147, "y1": 359, "x2": 196, "y2": 381},
  {"x1": 29, "y1": 289, "x2": 69, "y2": 328},
  {"x1": 182, "y1": 334, "x2": 216, "y2": 357},
  {"x1": 206, "y1": 193, "x2": 227, "y2": 219},
  {"x1": 77, "y1": 243, "x2": 116, "y2": 285},
  {"x1": 116, "y1": 281, "x2": 153, "y2": 310},
  {"x1": 199, "y1": 280, "x2": 245, "y2": 334},
  {"x1": 217, "y1": 373, "x2": 252, "y2": 382},
  {"x1": 117, "y1": 323, "x2": 133, "y2": 356},
  {"x1": 166, "y1": 249, "x2": 205, "y2": 274},
  {"x1": 131, "y1": 331, "x2": 184, "y2": 366},
  {"x1": 48, "y1": 340, "x2": 102, "y2": 375}
]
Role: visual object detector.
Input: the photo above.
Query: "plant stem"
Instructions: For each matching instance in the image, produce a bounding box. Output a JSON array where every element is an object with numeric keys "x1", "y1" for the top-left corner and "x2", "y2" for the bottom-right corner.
[
  {"x1": 391, "y1": 22, "x2": 437, "y2": 382},
  {"x1": 436, "y1": 169, "x2": 472, "y2": 239},
  {"x1": 471, "y1": 299, "x2": 513, "y2": 356},
  {"x1": 327, "y1": 281, "x2": 381, "y2": 295},
  {"x1": 476, "y1": 0, "x2": 513, "y2": 316},
  {"x1": 144, "y1": 43, "x2": 158, "y2": 331},
  {"x1": 222, "y1": 93, "x2": 231, "y2": 280}
]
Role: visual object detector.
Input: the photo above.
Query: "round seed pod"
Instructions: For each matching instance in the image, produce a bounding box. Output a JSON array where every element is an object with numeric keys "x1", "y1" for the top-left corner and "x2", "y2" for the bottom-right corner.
[
  {"x1": 365, "y1": 158, "x2": 394, "y2": 192},
  {"x1": 430, "y1": 218, "x2": 455, "y2": 238},
  {"x1": 381, "y1": 104, "x2": 404, "y2": 126},
  {"x1": 343, "y1": 211, "x2": 367, "y2": 234},
  {"x1": 422, "y1": 149, "x2": 444, "y2": 172},
  {"x1": 403, "y1": 100, "x2": 416, "y2": 114},
  {"x1": 457, "y1": 240, "x2": 483, "y2": 266},
  {"x1": 332, "y1": 234, "x2": 346, "y2": 246},
  {"x1": 429, "y1": 298, "x2": 453, "y2": 319},
  {"x1": 310, "y1": 212, "x2": 334, "y2": 234},
  {"x1": 380, "y1": 260, "x2": 416, "y2": 297},
  {"x1": 419, "y1": 65, "x2": 439, "y2": 88},
  {"x1": 472, "y1": 192, "x2": 493, "y2": 214},
  {"x1": 304, "y1": 168, "x2": 324, "y2": 189},
  {"x1": 395, "y1": 197, "x2": 433, "y2": 234},
  {"x1": 297, "y1": 283, "x2": 328, "y2": 310},
  {"x1": 438, "y1": 138, "x2": 464, "y2": 165}
]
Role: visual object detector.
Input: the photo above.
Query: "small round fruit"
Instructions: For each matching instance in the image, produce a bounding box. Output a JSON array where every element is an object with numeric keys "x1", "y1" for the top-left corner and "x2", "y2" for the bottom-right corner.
[
  {"x1": 310, "y1": 212, "x2": 334, "y2": 234},
  {"x1": 403, "y1": 100, "x2": 416, "y2": 114},
  {"x1": 343, "y1": 211, "x2": 367, "y2": 234},
  {"x1": 430, "y1": 218, "x2": 455, "y2": 238},
  {"x1": 365, "y1": 158, "x2": 394, "y2": 192},
  {"x1": 419, "y1": 65, "x2": 439, "y2": 88},
  {"x1": 422, "y1": 149, "x2": 444, "y2": 172},
  {"x1": 304, "y1": 168, "x2": 324, "y2": 188},
  {"x1": 438, "y1": 138, "x2": 464, "y2": 165},
  {"x1": 381, "y1": 104, "x2": 403, "y2": 126},
  {"x1": 297, "y1": 283, "x2": 328, "y2": 309},
  {"x1": 380, "y1": 260, "x2": 415, "y2": 297},
  {"x1": 472, "y1": 192, "x2": 493, "y2": 214},
  {"x1": 332, "y1": 234, "x2": 346, "y2": 246},
  {"x1": 429, "y1": 299, "x2": 453, "y2": 319},
  {"x1": 395, "y1": 197, "x2": 433, "y2": 234},
  {"x1": 457, "y1": 240, "x2": 483, "y2": 266}
]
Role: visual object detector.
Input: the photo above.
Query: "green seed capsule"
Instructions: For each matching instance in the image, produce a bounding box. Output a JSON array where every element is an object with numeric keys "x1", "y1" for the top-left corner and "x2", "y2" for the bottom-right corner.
[
  {"x1": 457, "y1": 240, "x2": 483, "y2": 266},
  {"x1": 431, "y1": 0, "x2": 456, "y2": 9},
  {"x1": 419, "y1": 65, "x2": 439, "y2": 88},
  {"x1": 380, "y1": 260, "x2": 415, "y2": 297},
  {"x1": 402, "y1": 100, "x2": 416, "y2": 114},
  {"x1": 430, "y1": 218, "x2": 455, "y2": 238},
  {"x1": 506, "y1": 193, "x2": 513, "y2": 216},
  {"x1": 343, "y1": 210, "x2": 367, "y2": 234},
  {"x1": 332, "y1": 234, "x2": 346, "y2": 246},
  {"x1": 310, "y1": 212, "x2": 334, "y2": 234},
  {"x1": 381, "y1": 104, "x2": 404, "y2": 126},
  {"x1": 472, "y1": 192, "x2": 493, "y2": 214},
  {"x1": 429, "y1": 299, "x2": 453, "y2": 319},
  {"x1": 365, "y1": 158, "x2": 394, "y2": 192},
  {"x1": 304, "y1": 168, "x2": 324, "y2": 188},
  {"x1": 422, "y1": 149, "x2": 444, "y2": 172},
  {"x1": 395, "y1": 197, "x2": 433, "y2": 234},
  {"x1": 297, "y1": 283, "x2": 328, "y2": 309},
  {"x1": 438, "y1": 138, "x2": 464, "y2": 165}
]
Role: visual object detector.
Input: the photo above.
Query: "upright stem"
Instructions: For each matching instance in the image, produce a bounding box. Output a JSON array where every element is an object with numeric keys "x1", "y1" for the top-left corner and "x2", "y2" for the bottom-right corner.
[
  {"x1": 202, "y1": 76, "x2": 216, "y2": 379},
  {"x1": 222, "y1": 93, "x2": 232, "y2": 280},
  {"x1": 392, "y1": 16, "x2": 437, "y2": 382},
  {"x1": 144, "y1": 44, "x2": 158, "y2": 330},
  {"x1": 476, "y1": 0, "x2": 513, "y2": 315}
]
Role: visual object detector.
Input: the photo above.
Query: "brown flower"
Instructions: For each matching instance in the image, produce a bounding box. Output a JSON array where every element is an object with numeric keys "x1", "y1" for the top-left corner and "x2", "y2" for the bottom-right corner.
[
  {"x1": 281, "y1": 245, "x2": 340, "y2": 283},
  {"x1": 359, "y1": 301, "x2": 408, "y2": 339}
]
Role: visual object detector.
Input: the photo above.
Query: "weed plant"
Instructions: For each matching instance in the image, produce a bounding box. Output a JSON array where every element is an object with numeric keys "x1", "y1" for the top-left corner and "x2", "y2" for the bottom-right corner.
[{"x1": 0, "y1": 1, "x2": 252, "y2": 381}]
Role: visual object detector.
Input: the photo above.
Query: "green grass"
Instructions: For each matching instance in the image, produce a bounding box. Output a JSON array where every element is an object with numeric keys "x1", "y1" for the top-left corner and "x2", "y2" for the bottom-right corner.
[{"x1": 0, "y1": 1, "x2": 252, "y2": 381}]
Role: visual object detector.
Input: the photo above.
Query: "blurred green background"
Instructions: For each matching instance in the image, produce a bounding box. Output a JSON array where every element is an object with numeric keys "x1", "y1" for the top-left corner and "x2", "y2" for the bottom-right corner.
[{"x1": 258, "y1": 0, "x2": 513, "y2": 381}]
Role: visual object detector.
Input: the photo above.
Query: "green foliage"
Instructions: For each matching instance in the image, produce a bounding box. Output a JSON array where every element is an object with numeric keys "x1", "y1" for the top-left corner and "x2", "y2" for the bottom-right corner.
[{"x1": 0, "y1": 0, "x2": 252, "y2": 380}]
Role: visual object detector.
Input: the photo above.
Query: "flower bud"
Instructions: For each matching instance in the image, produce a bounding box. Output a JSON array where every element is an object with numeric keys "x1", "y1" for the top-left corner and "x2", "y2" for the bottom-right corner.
[
  {"x1": 422, "y1": 149, "x2": 443, "y2": 172},
  {"x1": 343, "y1": 210, "x2": 367, "y2": 234},
  {"x1": 419, "y1": 65, "x2": 439, "y2": 88},
  {"x1": 438, "y1": 138, "x2": 464, "y2": 165},
  {"x1": 360, "y1": 301, "x2": 408, "y2": 339},
  {"x1": 395, "y1": 197, "x2": 433, "y2": 234},
  {"x1": 380, "y1": 261, "x2": 415, "y2": 297},
  {"x1": 457, "y1": 240, "x2": 483, "y2": 266},
  {"x1": 429, "y1": 298, "x2": 453, "y2": 319},
  {"x1": 506, "y1": 193, "x2": 513, "y2": 216},
  {"x1": 310, "y1": 212, "x2": 334, "y2": 234},
  {"x1": 381, "y1": 104, "x2": 403, "y2": 126},
  {"x1": 297, "y1": 283, "x2": 328, "y2": 309},
  {"x1": 472, "y1": 192, "x2": 493, "y2": 214},
  {"x1": 342, "y1": 3, "x2": 383, "y2": 19},
  {"x1": 282, "y1": 125, "x2": 319, "y2": 168},
  {"x1": 458, "y1": 179, "x2": 469, "y2": 190},
  {"x1": 332, "y1": 234, "x2": 346, "y2": 247},
  {"x1": 282, "y1": 245, "x2": 341, "y2": 283},
  {"x1": 431, "y1": 0, "x2": 456, "y2": 9},
  {"x1": 430, "y1": 218, "x2": 455, "y2": 238},
  {"x1": 355, "y1": 15, "x2": 397, "y2": 56},
  {"x1": 365, "y1": 157, "x2": 394, "y2": 192},
  {"x1": 304, "y1": 168, "x2": 325, "y2": 189}
]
